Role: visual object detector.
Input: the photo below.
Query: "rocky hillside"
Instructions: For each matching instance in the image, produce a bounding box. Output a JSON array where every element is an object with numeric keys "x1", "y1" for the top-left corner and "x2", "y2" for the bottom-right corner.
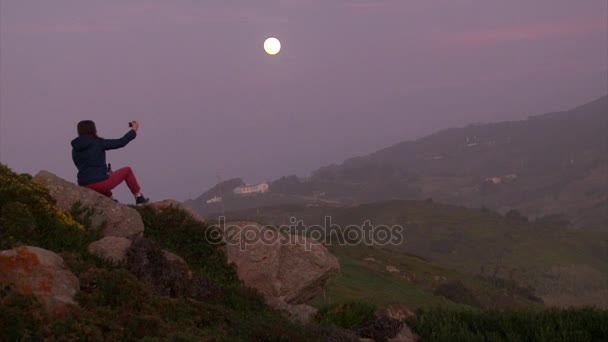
[
  {"x1": 0, "y1": 165, "x2": 369, "y2": 341},
  {"x1": 3, "y1": 164, "x2": 608, "y2": 341}
]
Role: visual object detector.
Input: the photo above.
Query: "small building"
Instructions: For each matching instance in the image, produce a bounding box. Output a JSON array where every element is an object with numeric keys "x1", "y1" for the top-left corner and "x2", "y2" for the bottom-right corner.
[
  {"x1": 206, "y1": 196, "x2": 222, "y2": 204},
  {"x1": 485, "y1": 173, "x2": 518, "y2": 184},
  {"x1": 234, "y1": 182, "x2": 269, "y2": 195},
  {"x1": 486, "y1": 176, "x2": 503, "y2": 184}
]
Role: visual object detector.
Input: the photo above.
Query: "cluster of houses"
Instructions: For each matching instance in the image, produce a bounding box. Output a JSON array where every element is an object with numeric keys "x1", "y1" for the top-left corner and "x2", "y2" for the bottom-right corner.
[
  {"x1": 205, "y1": 181, "x2": 269, "y2": 204},
  {"x1": 233, "y1": 182, "x2": 269, "y2": 195}
]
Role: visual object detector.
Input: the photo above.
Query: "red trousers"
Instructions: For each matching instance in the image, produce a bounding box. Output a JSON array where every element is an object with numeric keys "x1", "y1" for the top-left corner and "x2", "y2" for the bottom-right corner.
[{"x1": 85, "y1": 166, "x2": 141, "y2": 197}]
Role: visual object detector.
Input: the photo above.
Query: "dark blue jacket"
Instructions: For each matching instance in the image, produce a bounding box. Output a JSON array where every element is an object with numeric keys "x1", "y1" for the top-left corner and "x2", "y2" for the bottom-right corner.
[{"x1": 71, "y1": 130, "x2": 137, "y2": 185}]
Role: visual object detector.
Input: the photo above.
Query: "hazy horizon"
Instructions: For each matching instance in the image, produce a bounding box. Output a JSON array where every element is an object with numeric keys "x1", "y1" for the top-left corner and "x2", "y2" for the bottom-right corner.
[{"x1": 1, "y1": 0, "x2": 606, "y2": 202}]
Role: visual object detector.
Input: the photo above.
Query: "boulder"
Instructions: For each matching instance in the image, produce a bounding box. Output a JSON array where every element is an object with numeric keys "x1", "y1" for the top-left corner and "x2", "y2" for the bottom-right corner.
[
  {"x1": 163, "y1": 250, "x2": 188, "y2": 267},
  {"x1": 150, "y1": 199, "x2": 204, "y2": 222},
  {"x1": 267, "y1": 297, "x2": 318, "y2": 324},
  {"x1": 125, "y1": 237, "x2": 209, "y2": 299},
  {"x1": 88, "y1": 236, "x2": 132, "y2": 263},
  {"x1": 385, "y1": 303, "x2": 415, "y2": 321},
  {"x1": 0, "y1": 246, "x2": 79, "y2": 316},
  {"x1": 356, "y1": 313, "x2": 403, "y2": 342},
  {"x1": 388, "y1": 325, "x2": 419, "y2": 342},
  {"x1": 385, "y1": 304, "x2": 418, "y2": 342},
  {"x1": 216, "y1": 221, "x2": 339, "y2": 305},
  {"x1": 33, "y1": 170, "x2": 144, "y2": 238}
]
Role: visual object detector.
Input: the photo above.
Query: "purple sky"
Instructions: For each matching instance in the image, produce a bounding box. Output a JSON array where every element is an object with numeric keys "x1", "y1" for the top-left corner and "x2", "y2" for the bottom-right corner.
[{"x1": 1, "y1": 0, "x2": 606, "y2": 201}]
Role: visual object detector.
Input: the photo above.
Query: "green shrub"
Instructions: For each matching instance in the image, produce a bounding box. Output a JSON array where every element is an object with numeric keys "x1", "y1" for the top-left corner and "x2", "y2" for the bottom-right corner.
[
  {"x1": 434, "y1": 281, "x2": 480, "y2": 307},
  {"x1": 478, "y1": 274, "x2": 543, "y2": 303},
  {"x1": 0, "y1": 165, "x2": 100, "y2": 253},
  {"x1": 135, "y1": 205, "x2": 238, "y2": 287},
  {"x1": 505, "y1": 209, "x2": 528, "y2": 223},
  {"x1": 356, "y1": 313, "x2": 402, "y2": 342},
  {"x1": 316, "y1": 302, "x2": 376, "y2": 329},
  {"x1": 0, "y1": 285, "x2": 47, "y2": 340}
]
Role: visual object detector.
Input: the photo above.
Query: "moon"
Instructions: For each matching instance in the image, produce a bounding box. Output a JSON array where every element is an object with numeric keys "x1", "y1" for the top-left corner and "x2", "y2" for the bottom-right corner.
[{"x1": 264, "y1": 37, "x2": 281, "y2": 55}]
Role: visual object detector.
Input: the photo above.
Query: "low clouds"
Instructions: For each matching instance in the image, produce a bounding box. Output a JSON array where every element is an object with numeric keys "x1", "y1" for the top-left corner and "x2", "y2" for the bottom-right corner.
[
  {"x1": 444, "y1": 17, "x2": 606, "y2": 46},
  {"x1": 347, "y1": 1, "x2": 397, "y2": 9}
]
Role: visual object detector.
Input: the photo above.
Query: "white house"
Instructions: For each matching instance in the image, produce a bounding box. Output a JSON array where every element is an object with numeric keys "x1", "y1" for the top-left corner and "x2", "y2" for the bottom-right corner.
[
  {"x1": 485, "y1": 173, "x2": 518, "y2": 184},
  {"x1": 206, "y1": 196, "x2": 222, "y2": 204},
  {"x1": 234, "y1": 182, "x2": 269, "y2": 195}
]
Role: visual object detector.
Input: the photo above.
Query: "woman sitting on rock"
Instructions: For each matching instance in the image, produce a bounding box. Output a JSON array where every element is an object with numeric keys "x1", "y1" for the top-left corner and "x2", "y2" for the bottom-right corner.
[{"x1": 71, "y1": 120, "x2": 149, "y2": 205}]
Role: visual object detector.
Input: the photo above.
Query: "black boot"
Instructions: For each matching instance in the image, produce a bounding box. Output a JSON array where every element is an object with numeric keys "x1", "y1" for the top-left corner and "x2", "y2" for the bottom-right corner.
[{"x1": 135, "y1": 194, "x2": 150, "y2": 206}]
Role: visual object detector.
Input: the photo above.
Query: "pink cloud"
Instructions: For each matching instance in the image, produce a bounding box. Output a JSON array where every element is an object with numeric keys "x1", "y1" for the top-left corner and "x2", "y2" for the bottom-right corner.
[
  {"x1": 347, "y1": 1, "x2": 396, "y2": 9},
  {"x1": 444, "y1": 17, "x2": 606, "y2": 46},
  {"x1": 3, "y1": 24, "x2": 118, "y2": 35}
]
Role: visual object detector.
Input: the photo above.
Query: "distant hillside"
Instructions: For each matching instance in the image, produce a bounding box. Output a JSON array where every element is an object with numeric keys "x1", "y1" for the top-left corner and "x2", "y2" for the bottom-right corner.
[
  {"x1": 193, "y1": 96, "x2": 608, "y2": 229},
  {"x1": 223, "y1": 200, "x2": 608, "y2": 308},
  {"x1": 186, "y1": 177, "x2": 313, "y2": 216}
]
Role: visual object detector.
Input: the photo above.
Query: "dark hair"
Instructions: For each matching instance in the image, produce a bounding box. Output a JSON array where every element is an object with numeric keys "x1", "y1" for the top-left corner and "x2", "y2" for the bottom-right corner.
[{"x1": 77, "y1": 120, "x2": 98, "y2": 137}]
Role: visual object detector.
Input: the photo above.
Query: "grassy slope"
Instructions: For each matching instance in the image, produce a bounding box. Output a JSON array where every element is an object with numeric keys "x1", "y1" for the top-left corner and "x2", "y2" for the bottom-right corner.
[
  {"x1": 310, "y1": 245, "x2": 539, "y2": 310},
  {"x1": 222, "y1": 200, "x2": 608, "y2": 307}
]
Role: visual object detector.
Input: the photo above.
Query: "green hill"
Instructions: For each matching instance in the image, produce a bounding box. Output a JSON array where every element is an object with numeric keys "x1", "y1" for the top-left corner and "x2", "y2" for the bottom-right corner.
[{"x1": 222, "y1": 199, "x2": 608, "y2": 308}]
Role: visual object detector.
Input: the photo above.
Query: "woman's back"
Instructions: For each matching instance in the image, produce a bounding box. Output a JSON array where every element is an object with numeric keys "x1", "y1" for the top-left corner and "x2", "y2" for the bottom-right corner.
[{"x1": 71, "y1": 135, "x2": 108, "y2": 186}]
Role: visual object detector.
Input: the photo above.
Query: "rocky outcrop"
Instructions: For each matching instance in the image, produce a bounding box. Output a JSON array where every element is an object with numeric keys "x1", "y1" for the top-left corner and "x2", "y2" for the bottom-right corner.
[
  {"x1": 215, "y1": 221, "x2": 339, "y2": 309},
  {"x1": 0, "y1": 246, "x2": 79, "y2": 316},
  {"x1": 33, "y1": 170, "x2": 144, "y2": 238}
]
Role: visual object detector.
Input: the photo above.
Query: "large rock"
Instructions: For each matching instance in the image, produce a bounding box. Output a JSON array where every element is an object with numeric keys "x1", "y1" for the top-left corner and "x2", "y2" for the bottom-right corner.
[
  {"x1": 217, "y1": 221, "x2": 339, "y2": 305},
  {"x1": 88, "y1": 236, "x2": 132, "y2": 263},
  {"x1": 33, "y1": 170, "x2": 144, "y2": 238},
  {"x1": 0, "y1": 246, "x2": 79, "y2": 316}
]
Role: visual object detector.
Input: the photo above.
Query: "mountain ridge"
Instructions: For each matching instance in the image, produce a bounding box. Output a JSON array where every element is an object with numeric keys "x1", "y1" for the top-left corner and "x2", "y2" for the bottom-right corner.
[{"x1": 190, "y1": 95, "x2": 608, "y2": 229}]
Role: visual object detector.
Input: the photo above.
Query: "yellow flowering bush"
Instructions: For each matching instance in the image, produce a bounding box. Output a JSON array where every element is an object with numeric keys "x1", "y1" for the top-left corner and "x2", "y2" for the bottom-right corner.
[{"x1": 0, "y1": 164, "x2": 83, "y2": 230}]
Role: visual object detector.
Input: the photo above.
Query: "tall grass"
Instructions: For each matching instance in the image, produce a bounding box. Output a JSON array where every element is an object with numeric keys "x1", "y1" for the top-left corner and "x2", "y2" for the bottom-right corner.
[{"x1": 406, "y1": 307, "x2": 608, "y2": 341}]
